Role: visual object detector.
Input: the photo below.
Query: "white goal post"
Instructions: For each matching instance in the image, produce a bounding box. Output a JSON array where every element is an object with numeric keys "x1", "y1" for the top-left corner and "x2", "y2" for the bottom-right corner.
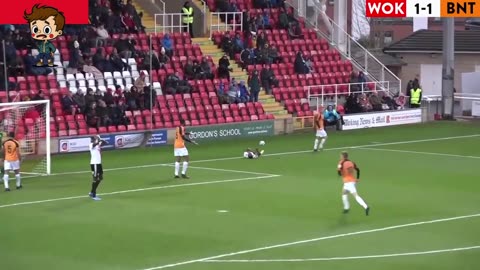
[{"x1": 0, "y1": 99, "x2": 51, "y2": 176}]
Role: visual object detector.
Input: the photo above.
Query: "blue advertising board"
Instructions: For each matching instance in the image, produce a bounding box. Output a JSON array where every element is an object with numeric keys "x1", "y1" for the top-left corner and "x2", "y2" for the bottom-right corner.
[{"x1": 146, "y1": 130, "x2": 168, "y2": 146}]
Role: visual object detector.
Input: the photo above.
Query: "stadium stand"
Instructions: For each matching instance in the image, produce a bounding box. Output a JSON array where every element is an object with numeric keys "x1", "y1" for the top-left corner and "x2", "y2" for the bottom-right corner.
[{"x1": 1, "y1": 0, "x2": 273, "y2": 139}]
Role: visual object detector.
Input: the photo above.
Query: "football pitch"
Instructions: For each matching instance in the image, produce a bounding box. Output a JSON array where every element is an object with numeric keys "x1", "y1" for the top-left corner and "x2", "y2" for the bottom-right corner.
[{"x1": 1, "y1": 121, "x2": 479, "y2": 270}]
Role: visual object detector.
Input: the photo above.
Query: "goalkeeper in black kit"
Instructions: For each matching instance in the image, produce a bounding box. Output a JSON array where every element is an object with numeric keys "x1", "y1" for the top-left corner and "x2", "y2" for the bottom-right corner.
[{"x1": 89, "y1": 135, "x2": 108, "y2": 201}]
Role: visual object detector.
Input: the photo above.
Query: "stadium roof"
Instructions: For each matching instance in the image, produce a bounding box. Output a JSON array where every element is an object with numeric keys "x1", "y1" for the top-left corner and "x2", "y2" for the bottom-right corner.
[{"x1": 383, "y1": 30, "x2": 480, "y2": 54}]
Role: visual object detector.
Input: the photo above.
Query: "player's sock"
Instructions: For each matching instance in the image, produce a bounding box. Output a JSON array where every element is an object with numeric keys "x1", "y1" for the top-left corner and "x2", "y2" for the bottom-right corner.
[
  {"x1": 174, "y1": 162, "x2": 180, "y2": 176},
  {"x1": 3, "y1": 174, "x2": 9, "y2": 189},
  {"x1": 355, "y1": 195, "x2": 368, "y2": 209},
  {"x1": 319, "y1": 138, "x2": 326, "y2": 149},
  {"x1": 342, "y1": 194, "x2": 350, "y2": 210},
  {"x1": 91, "y1": 181, "x2": 100, "y2": 197},
  {"x1": 182, "y1": 161, "x2": 189, "y2": 175},
  {"x1": 314, "y1": 138, "x2": 319, "y2": 150},
  {"x1": 15, "y1": 174, "x2": 21, "y2": 188}
]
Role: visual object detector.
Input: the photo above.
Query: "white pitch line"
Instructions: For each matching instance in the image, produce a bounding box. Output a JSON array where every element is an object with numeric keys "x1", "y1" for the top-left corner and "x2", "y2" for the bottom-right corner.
[
  {"x1": 161, "y1": 164, "x2": 276, "y2": 176},
  {"x1": 0, "y1": 175, "x2": 280, "y2": 209},
  {"x1": 203, "y1": 246, "x2": 480, "y2": 263},
  {"x1": 31, "y1": 134, "x2": 480, "y2": 179},
  {"x1": 139, "y1": 212, "x2": 480, "y2": 270},
  {"x1": 358, "y1": 147, "x2": 480, "y2": 160}
]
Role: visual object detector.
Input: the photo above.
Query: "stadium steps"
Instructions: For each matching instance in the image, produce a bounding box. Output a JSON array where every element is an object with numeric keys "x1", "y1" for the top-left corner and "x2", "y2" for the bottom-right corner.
[
  {"x1": 131, "y1": 0, "x2": 158, "y2": 33},
  {"x1": 192, "y1": 38, "x2": 291, "y2": 119}
]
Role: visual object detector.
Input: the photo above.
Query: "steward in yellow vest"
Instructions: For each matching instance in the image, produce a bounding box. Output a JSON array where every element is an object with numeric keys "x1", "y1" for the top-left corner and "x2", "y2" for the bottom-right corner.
[{"x1": 182, "y1": 2, "x2": 194, "y2": 37}]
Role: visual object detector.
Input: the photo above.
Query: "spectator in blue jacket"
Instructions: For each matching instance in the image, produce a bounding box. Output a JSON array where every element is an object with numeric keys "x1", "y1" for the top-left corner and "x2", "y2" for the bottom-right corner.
[
  {"x1": 323, "y1": 105, "x2": 344, "y2": 130},
  {"x1": 162, "y1": 33, "x2": 174, "y2": 57},
  {"x1": 239, "y1": 81, "x2": 250, "y2": 103}
]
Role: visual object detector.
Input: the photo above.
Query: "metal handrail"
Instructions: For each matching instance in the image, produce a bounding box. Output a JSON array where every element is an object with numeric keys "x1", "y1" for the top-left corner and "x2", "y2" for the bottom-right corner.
[
  {"x1": 307, "y1": 81, "x2": 391, "y2": 109},
  {"x1": 154, "y1": 13, "x2": 188, "y2": 34},
  {"x1": 153, "y1": 0, "x2": 165, "y2": 12},
  {"x1": 209, "y1": 12, "x2": 243, "y2": 38},
  {"x1": 285, "y1": 2, "x2": 402, "y2": 97}
]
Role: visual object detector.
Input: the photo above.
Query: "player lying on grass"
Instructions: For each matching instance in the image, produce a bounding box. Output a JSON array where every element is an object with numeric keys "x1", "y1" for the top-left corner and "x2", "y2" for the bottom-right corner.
[{"x1": 243, "y1": 148, "x2": 264, "y2": 159}]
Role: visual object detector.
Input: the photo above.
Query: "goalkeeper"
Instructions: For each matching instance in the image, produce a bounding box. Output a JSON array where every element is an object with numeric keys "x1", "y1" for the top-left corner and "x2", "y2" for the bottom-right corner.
[{"x1": 243, "y1": 148, "x2": 264, "y2": 159}]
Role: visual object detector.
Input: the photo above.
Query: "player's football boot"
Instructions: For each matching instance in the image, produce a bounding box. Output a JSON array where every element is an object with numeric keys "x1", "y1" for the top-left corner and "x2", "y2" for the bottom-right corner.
[
  {"x1": 16, "y1": 185, "x2": 22, "y2": 190},
  {"x1": 174, "y1": 175, "x2": 180, "y2": 179},
  {"x1": 5, "y1": 188, "x2": 10, "y2": 192},
  {"x1": 181, "y1": 174, "x2": 190, "y2": 179},
  {"x1": 343, "y1": 209, "x2": 349, "y2": 214},
  {"x1": 92, "y1": 196, "x2": 102, "y2": 201},
  {"x1": 365, "y1": 207, "x2": 370, "y2": 216}
]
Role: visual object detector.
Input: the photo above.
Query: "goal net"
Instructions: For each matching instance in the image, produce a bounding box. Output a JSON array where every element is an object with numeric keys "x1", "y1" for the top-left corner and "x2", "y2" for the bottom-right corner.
[{"x1": 0, "y1": 100, "x2": 51, "y2": 176}]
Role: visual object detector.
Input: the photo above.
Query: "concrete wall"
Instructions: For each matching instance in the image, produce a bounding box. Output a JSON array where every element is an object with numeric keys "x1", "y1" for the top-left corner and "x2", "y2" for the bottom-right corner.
[{"x1": 392, "y1": 53, "x2": 480, "y2": 93}]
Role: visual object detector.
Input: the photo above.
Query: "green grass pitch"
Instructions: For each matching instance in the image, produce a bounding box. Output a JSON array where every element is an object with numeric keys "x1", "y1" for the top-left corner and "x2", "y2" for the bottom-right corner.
[{"x1": 1, "y1": 121, "x2": 480, "y2": 270}]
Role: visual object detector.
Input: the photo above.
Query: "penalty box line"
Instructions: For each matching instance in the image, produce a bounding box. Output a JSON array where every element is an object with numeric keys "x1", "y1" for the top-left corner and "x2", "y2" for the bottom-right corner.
[
  {"x1": 139, "y1": 212, "x2": 480, "y2": 270},
  {"x1": 0, "y1": 174, "x2": 281, "y2": 209}
]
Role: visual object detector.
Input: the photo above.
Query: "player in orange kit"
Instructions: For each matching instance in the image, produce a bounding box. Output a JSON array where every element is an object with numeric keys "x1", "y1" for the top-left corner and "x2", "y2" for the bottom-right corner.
[
  {"x1": 337, "y1": 151, "x2": 370, "y2": 215},
  {"x1": 2, "y1": 132, "x2": 22, "y2": 191},
  {"x1": 174, "y1": 119, "x2": 198, "y2": 179},
  {"x1": 313, "y1": 111, "x2": 327, "y2": 151}
]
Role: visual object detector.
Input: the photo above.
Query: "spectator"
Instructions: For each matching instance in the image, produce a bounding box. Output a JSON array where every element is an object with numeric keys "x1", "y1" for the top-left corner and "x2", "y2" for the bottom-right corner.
[
  {"x1": 259, "y1": 43, "x2": 271, "y2": 64},
  {"x1": 359, "y1": 93, "x2": 373, "y2": 112},
  {"x1": 395, "y1": 93, "x2": 406, "y2": 110},
  {"x1": 62, "y1": 91, "x2": 77, "y2": 116},
  {"x1": 134, "y1": 72, "x2": 147, "y2": 90},
  {"x1": 143, "y1": 51, "x2": 161, "y2": 70},
  {"x1": 94, "y1": 89, "x2": 104, "y2": 102},
  {"x1": 121, "y1": 11, "x2": 137, "y2": 33},
  {"x1": 103, "y1": 88, "x2": 115, "y2": 106},
  {"x1": 67, "y1": 40, "x2": 83, "y2": 74},
  {"x1": 278, "y1": 8, "x2": 289, "y2": 30},
  {"x1": 323, "y1": 105, "x2": 343, "y2": 130},
  {"x1": 164, "y1": 73, "x2": 181, "y2": 94},
  {"x1": 294, "y1": 51, "x2": 309, "y2": 74},
  {"x1": 114, "y1": 36, "x2": 136, "y2": 59},
  {"x1": 288, "y1": 22, "x2": 303, "y2": 39},
  {"x1": 136, "y1": 87, "x2": 145, "y2": 110},
  {"x1": 217, "y1": 81, "x2": 228, "y2": 104},
  {"x1": 248, "y1": 69, "x2": 261, "y2": 102},
  {"x1": 85, "y1": 88, "x2": 97, "y2": 108},
  {"x1": 109, "y1": 48, "x2": 130, "y2": 72},
  {"x1": 268, "y1": 45, "x2": 281, "y2": 64},
  {"x1": 369, "y1": 92, "x2": 383, "y2": 111},
  {"x1": 405, "y1": 80, "x2": 414, "y2": 97},
  {"x1": 260, "y1": 65, "x2": 278, "y2": 94},
  {"x1": 97, "y1": 99, "x2": 112, "y2": 126},
  {"x1": 262, "y1": 10, "x2": 271, "y2": 29},
  {"x1": 184, "y1": 60, "x2": 195, "y2": 80},
  {"x1": 95, "y1": 23, "x2": 110, "y2": 46},
  {"x1": 238, "y1": 81, "x2": 250, "y2": 103},
  {"x1": 344, "y1": 94, "x2": 362, "y2": 114},
  {"x1": 143, "y1": 85, "x2": 157, "y2": 109},
  {"x1": 73, "y1": 89, "x2": 87, "y2": 113},
  {"x1": 240, "y1": 48, "x2": 256, "y2": 70},
  {"x1": 161, "y1": 33, "x2": 174, "y2": 57},
  {"x1": 82, "y1": 57, "x2": 104, "y2": 79},
  {"x1": 32, "y1": 90, "x2": 45, "y2": 102},
  {"x1": 114, "y1": 85, "x2": 125, "y2": 104},
  {"x1": 106, "y1": 9, "x2": 124, "y2": 34},
  {"x1": 181, "y1": 1, "x2": 195, "y2": 37},
  {"x1": 255, "y1": 14, "x2": 265, "y2": 30},
  {"x1": 110, "y1": 100, "x2": 129, "y2": 126},
  {"x1": 358, "y1": 71, "x2": 367, "y2": 91},
  {"x1": 227, "y1": 81, "x2": 240, "y2": 104},
  {"x1": 218, "y1": 54, "x2": 232, "y2": 80},
  {"x1": 124, "y1": 0, "x2": 138, "y2": 17},
  {"x1": 86, "y1": 102, "x2": 100, "y2": 128},
  {"x1": 24, "y1": 50, "x2": 52, "y2": 76},
  {"x1": 92, "y1": 47, "x2": 108, "y2": 72},
  {"x1": 159, "y1": 47, "x2": 170, "y2": 66},
  {"x1": 221, "y1": 33, "x2": 234, "y2": 58},
  {"x1": 192, "y1": 60, "x2": 202, "y2": 79},
  {"x1": 256, "y1": 32, "x2": 267, "y2": 49},
  {"x1": 305, "y1": 56, "x2": 314, "y2": 73},
  {"x1": 125, "y1": 86, "x2": 139, "y2": 110},
  {"x1": 200, "y1": 57, "x2": 214, "y2": 80},
  {"x1": 233, "y1": 33, "x2": 244, "y2": 55}
]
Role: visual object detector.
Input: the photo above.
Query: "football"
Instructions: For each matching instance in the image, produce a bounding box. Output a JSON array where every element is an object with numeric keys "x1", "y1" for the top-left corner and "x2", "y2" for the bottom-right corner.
[{"x1": 259, "y1": 140, "x2": 266, "y2": 146}]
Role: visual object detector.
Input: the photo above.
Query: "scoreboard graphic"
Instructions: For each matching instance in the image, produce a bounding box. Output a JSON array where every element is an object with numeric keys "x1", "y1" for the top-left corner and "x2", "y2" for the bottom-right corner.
[{"x1": 366, "y1": 0, "x2": 480, "y2": 17}]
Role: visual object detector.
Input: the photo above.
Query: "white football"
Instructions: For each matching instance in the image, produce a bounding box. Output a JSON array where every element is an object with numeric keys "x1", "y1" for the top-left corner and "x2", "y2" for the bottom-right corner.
[{"x1": 259, "y1": 140, "x2": 266, "y2": 146}]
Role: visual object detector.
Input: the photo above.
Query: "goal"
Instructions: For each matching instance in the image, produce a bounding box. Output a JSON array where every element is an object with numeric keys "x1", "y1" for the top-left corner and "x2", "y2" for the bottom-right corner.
[{"x1": 0, "y1": 99, "x2": 51, "y2": 176}]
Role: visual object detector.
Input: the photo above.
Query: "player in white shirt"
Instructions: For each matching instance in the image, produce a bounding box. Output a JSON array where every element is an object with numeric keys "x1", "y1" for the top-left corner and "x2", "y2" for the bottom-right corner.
[
  {"x1": 243, "y1": 148, "x2": 264, "y2": 159},
  {"x1": 89, "y1": 135, "x2": 107, "y2": 201}
]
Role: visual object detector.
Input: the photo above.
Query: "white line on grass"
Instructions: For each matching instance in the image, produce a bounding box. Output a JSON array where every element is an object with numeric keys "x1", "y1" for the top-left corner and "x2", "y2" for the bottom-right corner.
[
  {"x1": 203, "y1": 245, "x2": 480, "y2": 263},
  {"x1": 33, "y1": 134, "x2": 480, "y2": 178},
  {"x1": 161, "y1": 164, "x2": 277, "y2": 176},
  {"x1": 358, "y1": 147, "x2": 480, "y2": 160},
  {"x1": 0, "y1": 175, "x2": 280, "y2": 209},
  {"x1": 139, "y1": 212, "x2": 480, "y2": 270}
]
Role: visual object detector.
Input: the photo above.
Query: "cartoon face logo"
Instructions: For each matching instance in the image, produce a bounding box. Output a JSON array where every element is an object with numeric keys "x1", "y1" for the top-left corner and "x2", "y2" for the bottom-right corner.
[
  {"x1": 24, "y1": 4, "x2": 65, "y2": 41},
  {"x1": 61, "y1": 142, "x2": 68, "y2": 151},
  {"x1": 24, "y1": 4, "x2": 65, "y2": 67}
]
